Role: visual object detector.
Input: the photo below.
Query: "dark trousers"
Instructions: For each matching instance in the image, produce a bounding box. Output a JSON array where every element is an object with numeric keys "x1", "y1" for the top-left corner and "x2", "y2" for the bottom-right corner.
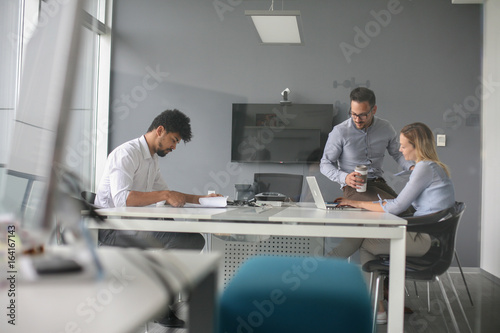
[
  {"x1": 98, "y1": 227, "x2": 205, "y2": 316},
  {"x1": 342, "y1": 178, "x2": 415, "y2": 216},
  {"x1": 98, "y1": 229, "x2": 205, "y2": 251},
  {"x1": 342, "y1": 178, "x2": 398, "y2": 201},
  {"x1": 329, "y1": 178, "x2": 414, "y2": 261}
]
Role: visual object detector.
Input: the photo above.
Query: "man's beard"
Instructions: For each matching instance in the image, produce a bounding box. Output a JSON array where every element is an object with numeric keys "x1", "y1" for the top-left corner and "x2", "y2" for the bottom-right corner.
[{"x1": 157, "y1": 149, "x2": 172, "y2": 157}]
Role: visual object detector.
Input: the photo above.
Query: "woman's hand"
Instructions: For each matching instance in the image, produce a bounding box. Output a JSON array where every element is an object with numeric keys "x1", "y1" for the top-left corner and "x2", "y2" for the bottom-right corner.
[
  {"x1": 334, "y1": 196, "x2": 385, "y2": 212},
  {"x1": 334, "y1": 197, "x2": 357, "y2": 208}
]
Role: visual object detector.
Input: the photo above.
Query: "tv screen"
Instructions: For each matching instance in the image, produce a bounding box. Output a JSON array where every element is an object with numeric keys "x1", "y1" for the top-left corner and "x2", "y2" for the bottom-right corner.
[{"x1": 231, "y1": 103, "x2": 336, "y2": 163}]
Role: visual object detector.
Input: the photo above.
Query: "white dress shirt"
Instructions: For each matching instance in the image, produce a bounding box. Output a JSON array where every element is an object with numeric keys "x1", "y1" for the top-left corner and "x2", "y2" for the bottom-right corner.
[{"x1": 95, "y1": 135, "x2": 169, "y2": 208}]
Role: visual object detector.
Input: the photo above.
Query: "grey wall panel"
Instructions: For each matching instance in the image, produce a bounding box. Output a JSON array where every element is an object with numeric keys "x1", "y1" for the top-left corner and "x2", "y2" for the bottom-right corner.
[{"x1": 109, "y1": 0, "x2": 482, "y2": 266}]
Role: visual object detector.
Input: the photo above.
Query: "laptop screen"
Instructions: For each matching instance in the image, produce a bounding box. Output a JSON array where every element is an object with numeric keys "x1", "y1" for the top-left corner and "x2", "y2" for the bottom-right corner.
[{"x1": 306, "y1": 176, "x2": 328, "y2": 210}]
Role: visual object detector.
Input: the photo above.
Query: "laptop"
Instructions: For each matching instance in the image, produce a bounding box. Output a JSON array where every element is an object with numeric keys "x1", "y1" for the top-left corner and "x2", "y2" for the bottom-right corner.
[{"x1": 306, "y1": 176, "x2": 362, "y2": 211}]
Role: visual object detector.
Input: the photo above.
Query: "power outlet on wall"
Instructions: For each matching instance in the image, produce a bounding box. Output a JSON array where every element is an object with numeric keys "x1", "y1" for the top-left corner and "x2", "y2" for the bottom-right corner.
[{"x1": 437, "y1": 134, "x2": 446, "y2": 147}]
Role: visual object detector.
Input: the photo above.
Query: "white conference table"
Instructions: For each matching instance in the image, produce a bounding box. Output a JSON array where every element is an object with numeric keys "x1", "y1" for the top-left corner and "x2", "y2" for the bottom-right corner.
[
  {"x1": 89, "y1": 203, "x2": 407, "y2": 333},
  {"x1": 0, "y1": 247, "x2": 220, "y2": 333}
]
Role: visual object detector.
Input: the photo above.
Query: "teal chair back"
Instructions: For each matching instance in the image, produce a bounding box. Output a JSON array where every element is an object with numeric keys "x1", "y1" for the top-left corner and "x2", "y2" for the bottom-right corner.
[{"x1": 216, "y1": 255, "x2": 372, "y2": 333}]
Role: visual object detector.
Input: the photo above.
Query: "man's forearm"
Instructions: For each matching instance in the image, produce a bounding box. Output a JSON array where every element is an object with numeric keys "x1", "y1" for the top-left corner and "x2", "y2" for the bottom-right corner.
[
  {"x1": 126, "y1": 190, "x2": 167, "y2": 206},
  {"x1": 126, "y1": 191, "x2": 215, "y2": 207}
]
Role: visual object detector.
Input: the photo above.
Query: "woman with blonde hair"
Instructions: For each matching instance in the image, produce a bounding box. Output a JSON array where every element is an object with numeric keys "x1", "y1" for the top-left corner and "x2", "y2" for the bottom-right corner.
[
  {"x1": 334, "y1": 122, "x2": 455, "y2": 323},
  {"x1": 336, "y1": 122, "x2": 454, "y2": 216}
]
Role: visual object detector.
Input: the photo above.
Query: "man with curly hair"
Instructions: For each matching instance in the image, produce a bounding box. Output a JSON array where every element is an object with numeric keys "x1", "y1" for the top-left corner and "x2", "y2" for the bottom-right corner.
[{"x1": 95, "y1": 109, "x2": 218, "y2": 327}]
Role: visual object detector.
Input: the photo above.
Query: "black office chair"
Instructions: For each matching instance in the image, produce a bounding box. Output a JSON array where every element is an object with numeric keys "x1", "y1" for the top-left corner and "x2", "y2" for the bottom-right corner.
[
  {"x1": 399, "y1": 208, "x2": 474, "y2": 308},
  {"x1": 50, "y1": 191, "x2": 100, "y2": 245},
  {"x1": 79, "y1": 191, "x2": 117, "y2": 249},
  {"x1": 81, "y1": 191, "x2": 97, "y2": 206},
  {"x1": 362, "y1": 202, "x2": 471, "y2": 333},
  {"x1": 253, "y1": 173, "x2": 304, "y2": 202},
  {"x1": 79, "y1": 191, "x2": 104, "y2": 221}
]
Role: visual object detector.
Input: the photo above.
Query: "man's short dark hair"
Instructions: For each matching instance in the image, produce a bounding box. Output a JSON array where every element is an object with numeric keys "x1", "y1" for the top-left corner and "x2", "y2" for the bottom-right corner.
[
  {"x1": 147, "y1": 109, "x2": 192, "y2": 142},
  {"x1": 350, "y1": 87, "x2": 376, "y2": 109}
]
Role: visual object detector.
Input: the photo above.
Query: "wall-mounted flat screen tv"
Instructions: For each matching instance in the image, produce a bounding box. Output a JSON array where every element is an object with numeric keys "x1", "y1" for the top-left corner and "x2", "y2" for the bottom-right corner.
[{"x1": 231, "y1": 103, "x2": 336, "y2": 163}]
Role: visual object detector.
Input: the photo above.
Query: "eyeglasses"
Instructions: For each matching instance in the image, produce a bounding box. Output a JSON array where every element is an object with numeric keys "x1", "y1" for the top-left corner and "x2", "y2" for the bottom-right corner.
[{"x1": 349, "y1": 107, "x2": 373, "y2": 120}]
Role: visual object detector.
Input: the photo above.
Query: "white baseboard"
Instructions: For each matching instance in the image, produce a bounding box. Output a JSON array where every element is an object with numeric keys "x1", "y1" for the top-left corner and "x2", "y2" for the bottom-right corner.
[{"x1": 480, "y1": 268, "x2": 500, "y2": 285}]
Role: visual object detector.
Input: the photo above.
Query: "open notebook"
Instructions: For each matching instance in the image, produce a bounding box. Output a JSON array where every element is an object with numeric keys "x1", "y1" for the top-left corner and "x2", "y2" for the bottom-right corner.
[{"x1": 306, "y1": 176, "x2": 363, "y2": 211}]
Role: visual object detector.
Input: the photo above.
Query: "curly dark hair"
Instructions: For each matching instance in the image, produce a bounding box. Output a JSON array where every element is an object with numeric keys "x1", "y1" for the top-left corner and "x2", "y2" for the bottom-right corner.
[
  {"x1": 350, "y1": 87, "x2": 376, "y2": 109},
  {"x1": 147, "y1": 109, "x2": 192, "y2": 142}
]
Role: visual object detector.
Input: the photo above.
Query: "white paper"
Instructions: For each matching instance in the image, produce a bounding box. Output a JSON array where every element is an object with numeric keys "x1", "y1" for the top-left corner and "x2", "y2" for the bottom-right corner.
[{"x1": 184, "y1": 196, "x2": 228, "y2": 208}]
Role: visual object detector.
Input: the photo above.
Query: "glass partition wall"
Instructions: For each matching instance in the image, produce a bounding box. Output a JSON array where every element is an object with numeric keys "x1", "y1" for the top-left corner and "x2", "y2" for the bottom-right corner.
[
  {"x1": 0, "y1": 0, "x2": 110, "y2": 229},
  {"x1": 0, "y1": 1, "x2": 21, "y2": 188}
]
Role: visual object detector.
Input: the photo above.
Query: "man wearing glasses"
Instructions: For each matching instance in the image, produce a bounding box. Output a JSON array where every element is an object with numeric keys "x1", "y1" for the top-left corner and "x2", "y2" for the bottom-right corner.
[
  {"x1": 321, "y1": 88, "x2": 417, "y2": 320},
  {"x1": 320, "y1": 87, "x2": 414, "y2": 201}
]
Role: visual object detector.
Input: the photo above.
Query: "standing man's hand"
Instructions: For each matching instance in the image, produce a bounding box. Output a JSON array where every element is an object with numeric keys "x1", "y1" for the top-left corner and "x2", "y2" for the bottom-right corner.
[{"x1": 345, "y1": 171, "x2": 365, "y2": 189}]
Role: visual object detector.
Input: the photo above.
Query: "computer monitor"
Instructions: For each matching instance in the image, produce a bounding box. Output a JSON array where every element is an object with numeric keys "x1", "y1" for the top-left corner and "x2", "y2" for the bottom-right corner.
[{"x1": 254, "y1": 173, "x2": 304, "y2": 202}]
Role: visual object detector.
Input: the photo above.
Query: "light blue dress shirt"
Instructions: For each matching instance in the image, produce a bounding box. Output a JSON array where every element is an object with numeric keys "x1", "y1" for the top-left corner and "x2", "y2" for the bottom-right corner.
[
  {"x1": 382, "y1": 161, "x2": 455, "y2": 216},
  {"x1": 320, "y1": 117, "x2": 413, "y2": 188}
]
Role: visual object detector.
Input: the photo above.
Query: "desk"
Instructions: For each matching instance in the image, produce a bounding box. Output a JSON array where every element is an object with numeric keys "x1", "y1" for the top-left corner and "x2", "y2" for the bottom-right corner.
[
  {"x1": 89, "y1": 203, "x2": 407, "y2": 333},
  {"x1": 0, "y1": 247, "x2": 220, "y2": 333}
]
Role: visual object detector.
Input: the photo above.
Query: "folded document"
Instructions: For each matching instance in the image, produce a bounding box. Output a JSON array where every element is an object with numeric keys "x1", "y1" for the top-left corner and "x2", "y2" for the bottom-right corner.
[{"x1": 185, "y1": 196, "x2": 228, "y2": 208}]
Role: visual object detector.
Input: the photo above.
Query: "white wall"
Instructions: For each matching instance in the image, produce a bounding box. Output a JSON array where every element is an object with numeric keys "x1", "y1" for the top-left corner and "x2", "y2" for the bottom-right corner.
[{"x1": 481, "y1": 0, "x2": 500, "y2": 278}]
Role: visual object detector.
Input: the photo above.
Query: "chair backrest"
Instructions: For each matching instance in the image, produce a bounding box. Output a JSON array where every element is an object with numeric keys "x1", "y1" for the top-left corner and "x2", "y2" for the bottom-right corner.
[
  {"x1": 406, "y1": 202, "x2": 466, "y2": 277},
  {"x1": 217, "y1": 256, "x2": 372, "y2": 333},
  {"x1": 253, "y1": 173, "x2": 304, "y2": 202},
  {"x1": 81, "y1": 191, "x2": 96, "y2": 205}
]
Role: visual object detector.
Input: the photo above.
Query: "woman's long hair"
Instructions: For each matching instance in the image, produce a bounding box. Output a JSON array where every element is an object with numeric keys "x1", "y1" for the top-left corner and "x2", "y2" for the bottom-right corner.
[{"x1": 400, "y1": 122, "x2": 450, "y2": 177}]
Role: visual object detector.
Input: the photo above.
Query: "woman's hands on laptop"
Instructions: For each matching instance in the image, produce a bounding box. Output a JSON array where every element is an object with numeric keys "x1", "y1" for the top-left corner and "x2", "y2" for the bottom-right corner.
[{"x1": 333, "y1": 197, "x2": 357, "y2": 208}]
